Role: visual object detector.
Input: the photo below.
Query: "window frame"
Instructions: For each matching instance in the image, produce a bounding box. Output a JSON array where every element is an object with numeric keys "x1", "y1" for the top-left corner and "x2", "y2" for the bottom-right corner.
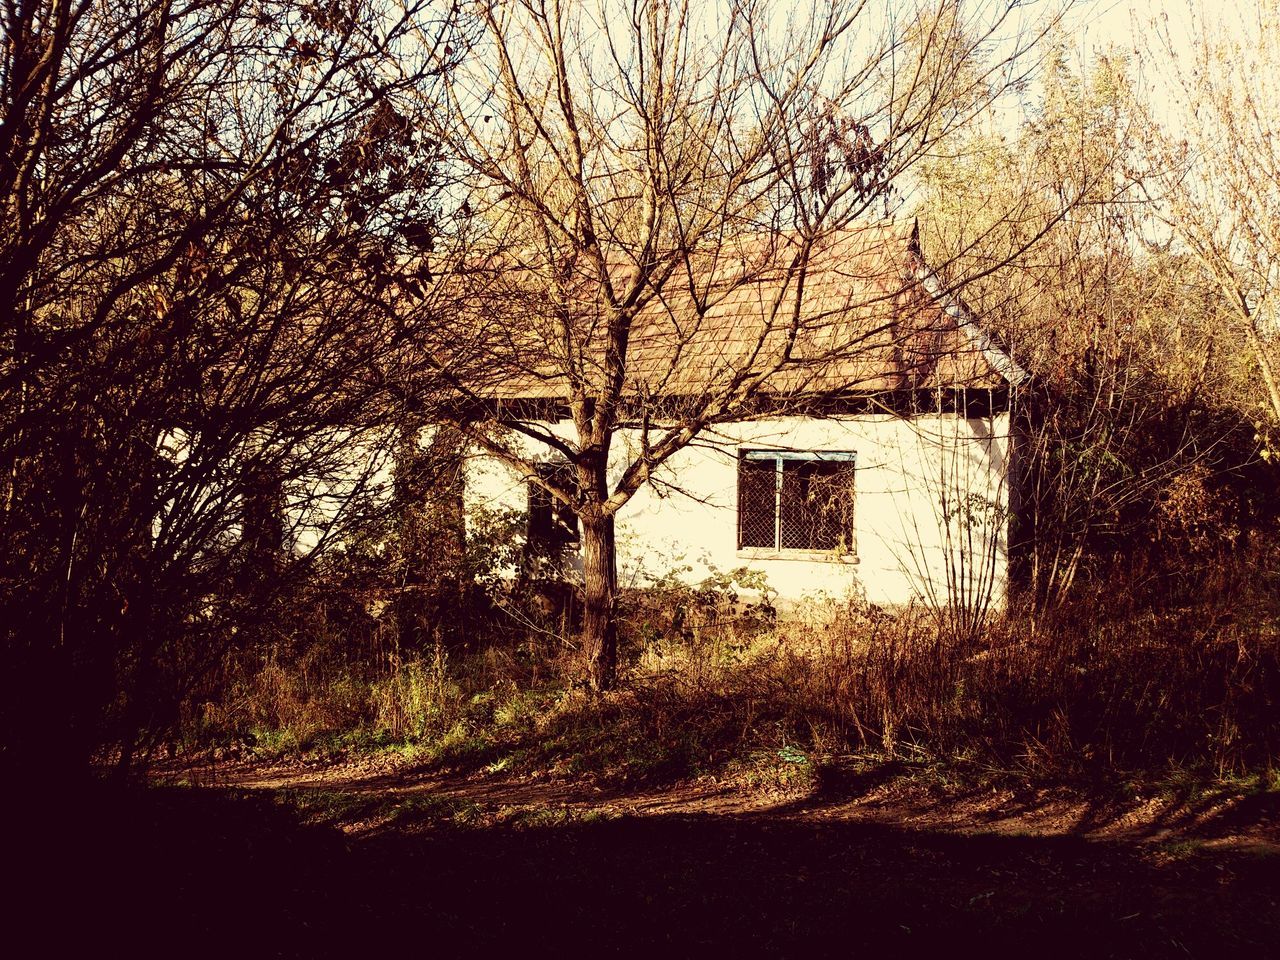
[{"x1": 736, "y1": 448, "x2": 858, "y2": 562}]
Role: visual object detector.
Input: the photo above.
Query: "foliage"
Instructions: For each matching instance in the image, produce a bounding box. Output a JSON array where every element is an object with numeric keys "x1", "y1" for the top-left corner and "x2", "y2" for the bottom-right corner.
[
  {"x1": 915, "y1": 42, "x2": 1280, "y2": 610},
  {"x1": 8, "y1": 2, "x2": 1280, "y2": 794},
  {"x1": 0, "y1": 0, "x2": 488, "y2": 779},
  {"x1": 185, "y1": 539, "x2": 1280, "y2": 787},
  {"x1": 1138, "y1": 0, "x2": 1280, "y2": 423}
]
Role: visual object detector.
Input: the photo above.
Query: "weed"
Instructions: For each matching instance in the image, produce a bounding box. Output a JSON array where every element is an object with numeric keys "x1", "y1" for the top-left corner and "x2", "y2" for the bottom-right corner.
[
  {"x1": 725, "y1": 750, "x2": 818, "y2": 794},
  {"x1": 494, "y1": 804, "x2": 617, "y2": 829},
  {"x1": 182, "y1": 564, "x2": 1280, "y2": 791},
  {"x1": 1154, "y1": 839, "x2": 1204, "y2": 861}
]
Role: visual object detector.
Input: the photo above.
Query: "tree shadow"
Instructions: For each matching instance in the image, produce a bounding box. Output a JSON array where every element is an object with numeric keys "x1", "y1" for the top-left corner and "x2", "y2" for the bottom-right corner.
[
  {"x1": 1133, "y1": 785, "x2": 1280, "y2": 841},
  {"x1": 14, "y1": 783, "x2": 1277, "y2": 959}
]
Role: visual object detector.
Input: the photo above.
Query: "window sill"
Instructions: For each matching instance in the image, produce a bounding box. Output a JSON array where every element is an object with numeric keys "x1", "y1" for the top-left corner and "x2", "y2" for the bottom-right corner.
[{"x1": 736, "y1": 548, "x2": 859, "y2": 564}]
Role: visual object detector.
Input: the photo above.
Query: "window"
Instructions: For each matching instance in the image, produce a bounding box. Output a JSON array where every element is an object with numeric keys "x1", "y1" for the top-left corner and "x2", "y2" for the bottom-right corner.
[
  {"x1": 737, "y1": 450, "x2": 856, "y2": 554},
  {"x1": 527, "y1": 461, "x2": 579, "y2": 547}
]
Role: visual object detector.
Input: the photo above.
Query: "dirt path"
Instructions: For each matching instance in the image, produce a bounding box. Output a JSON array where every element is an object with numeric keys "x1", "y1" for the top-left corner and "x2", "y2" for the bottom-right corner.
[{"x1": 166, "y1": 752, "x2": 1280, "y2": 852}]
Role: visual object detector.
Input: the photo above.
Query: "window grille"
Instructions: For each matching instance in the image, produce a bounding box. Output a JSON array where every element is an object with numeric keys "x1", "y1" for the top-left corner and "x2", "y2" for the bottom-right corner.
[
  {"x1": 737, "y1": 450, "x2": 855, "y2": 552},
  {"x1": 738, "y1": 458, "x2": 778, "y2": 548}
]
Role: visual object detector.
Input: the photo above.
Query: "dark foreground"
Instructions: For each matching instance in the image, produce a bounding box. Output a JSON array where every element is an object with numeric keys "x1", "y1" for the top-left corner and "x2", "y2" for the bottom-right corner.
[{"x1": 12, "y1": 780, "x2": 1279, "y2": 959}]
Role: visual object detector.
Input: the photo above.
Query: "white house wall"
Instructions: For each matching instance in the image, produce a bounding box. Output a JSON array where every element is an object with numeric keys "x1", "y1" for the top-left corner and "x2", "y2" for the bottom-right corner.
[{"x1": 464, "y1": 413, "x2": 1012, "y2": 610}]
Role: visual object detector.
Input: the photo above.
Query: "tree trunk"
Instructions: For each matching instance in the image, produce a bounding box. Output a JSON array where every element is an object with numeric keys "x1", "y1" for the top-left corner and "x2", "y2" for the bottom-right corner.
[{"x1": 580, "y1": 511, "x2": 618, "y2": 691}]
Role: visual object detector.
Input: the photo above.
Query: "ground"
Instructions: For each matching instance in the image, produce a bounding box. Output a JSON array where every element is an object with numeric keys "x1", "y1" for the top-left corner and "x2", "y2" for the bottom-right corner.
[{"x1": 19, "y1": 754, "x2": 1276, "y2": 958}]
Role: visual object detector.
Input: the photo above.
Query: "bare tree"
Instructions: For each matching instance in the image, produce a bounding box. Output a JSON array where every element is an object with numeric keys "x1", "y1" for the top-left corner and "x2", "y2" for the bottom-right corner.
[
  {"x1": 421, "y1": 0, "x2": 1065, "y2": 689},
  {"x1": 1138, "y1": 0, "x2": 1280, "y2": 424},
  {"x1": 918, "y1": 44, "x2": 1262, "y2": 610},
  {"x1": 0, "y1": 0, "x2": 464, "y2": 778}
]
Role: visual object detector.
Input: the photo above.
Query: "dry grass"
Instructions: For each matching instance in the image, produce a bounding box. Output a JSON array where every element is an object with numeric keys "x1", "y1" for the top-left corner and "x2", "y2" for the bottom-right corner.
[
  {"x1": 180, "y1": 570, "x2": 1280, "y2": 787},
  {"x1": 768, "y1": 595, "x2": 1280, "y2": 778}
]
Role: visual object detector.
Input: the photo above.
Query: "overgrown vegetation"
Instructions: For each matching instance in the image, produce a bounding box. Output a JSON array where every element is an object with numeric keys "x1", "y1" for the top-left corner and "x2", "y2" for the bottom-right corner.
[
  {"x1": 4, "y1": 1, "x2": 1280, "y2": 799},
  {"x1": 175, "y1": 532, "x2": 1280, "y2": 789}
]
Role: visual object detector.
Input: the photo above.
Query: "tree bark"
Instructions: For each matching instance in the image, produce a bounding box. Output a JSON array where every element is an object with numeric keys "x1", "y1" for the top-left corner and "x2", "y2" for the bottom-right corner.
[{"x1": 580, "y1": 510, "x2": 618, "y2": 691}]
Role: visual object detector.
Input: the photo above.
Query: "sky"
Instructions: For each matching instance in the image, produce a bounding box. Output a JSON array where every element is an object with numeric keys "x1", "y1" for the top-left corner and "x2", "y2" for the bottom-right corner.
[
  {"x1": 1047, "y1": 0, "x2": 1270, "y2": 133},
  {"x1": 1071, "y1": 0, "x2": 1208, "y2": 51},
  {"x1": 1068, "y1": 0, "x2": 1257, "y2": 74}
]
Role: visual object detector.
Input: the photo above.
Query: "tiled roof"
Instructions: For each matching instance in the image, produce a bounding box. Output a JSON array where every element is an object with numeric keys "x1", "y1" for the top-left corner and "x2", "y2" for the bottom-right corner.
[{"x1": 445, "y1": 221, "x2": 1016, "y2": 402}]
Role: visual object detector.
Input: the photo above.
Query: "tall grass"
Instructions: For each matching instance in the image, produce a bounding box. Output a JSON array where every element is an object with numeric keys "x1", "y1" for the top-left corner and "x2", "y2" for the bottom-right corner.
[
  {"x1": 778, "y1": 592, "x2": 1278, "y2": 777},
  {"x1": 180, "y1": 561, "x2": 1279, "y2": 783}
]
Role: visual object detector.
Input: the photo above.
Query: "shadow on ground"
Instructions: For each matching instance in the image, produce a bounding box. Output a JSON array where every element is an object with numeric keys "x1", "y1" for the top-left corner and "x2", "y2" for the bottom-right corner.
[{"x1": 14, "y1": 783, "x2": 1279, "y2": 959}]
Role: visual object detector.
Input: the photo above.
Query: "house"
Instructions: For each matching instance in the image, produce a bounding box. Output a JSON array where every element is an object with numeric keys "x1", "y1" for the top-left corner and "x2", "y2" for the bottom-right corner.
[{"x1": 454, "y1": 221, "x2": 1025, "y2": 611}]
